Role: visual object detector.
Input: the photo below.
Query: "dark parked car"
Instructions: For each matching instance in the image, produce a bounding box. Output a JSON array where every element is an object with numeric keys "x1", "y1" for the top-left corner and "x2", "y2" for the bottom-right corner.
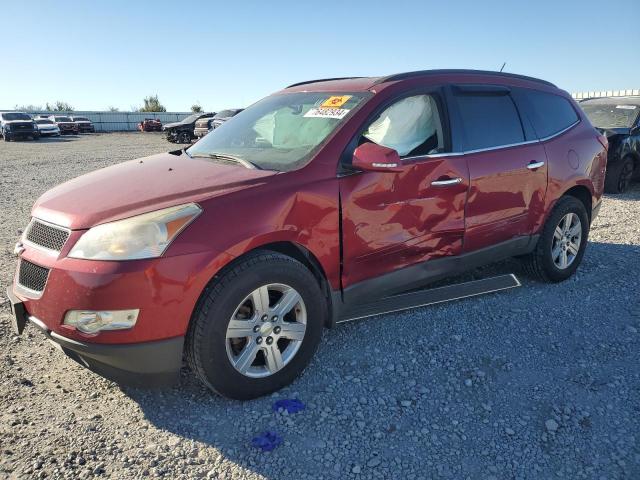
[
  {"x1": 49, "y1": 115, "x2": 79, "y2": 135},
  {"x1": 194, "y1": 109, "x2": 243, "y2": 138},
  {"x1": 71, "y1": 116, "x2": 95, "y2": 133},
  {"x1": 0, "y1": 112, "x2": 39, "y2": 141},
  {"x1": 580, "y1": 96, "x2": 640, "y2": 193},
  {"x1": 7, "y1": 70, "x2": 606, "y2": 399},
  {"x1": 163, "y1": 113, "x2": 214, "y2": 143},
  {"x1": 138, "y1": 118, "x2": 163, "y2": 132}
]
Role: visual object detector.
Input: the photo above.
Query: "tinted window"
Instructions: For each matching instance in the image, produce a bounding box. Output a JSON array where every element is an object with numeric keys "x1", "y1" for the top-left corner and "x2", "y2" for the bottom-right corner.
[
  {"x1": 454, "y1": 93, "x2": 524, "y2": 150},
  {"x1": 514, "y1": 89, "x2": 579, "y2": 138}
]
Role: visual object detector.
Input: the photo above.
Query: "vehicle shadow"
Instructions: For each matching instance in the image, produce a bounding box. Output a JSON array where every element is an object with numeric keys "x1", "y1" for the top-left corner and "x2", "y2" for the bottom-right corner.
[
  {"x1": 35, "y1": 136, "x2": 76, "y2": 143},
  {"x1": 121, "y1": 238, "x2": 640, "y2": 478}
]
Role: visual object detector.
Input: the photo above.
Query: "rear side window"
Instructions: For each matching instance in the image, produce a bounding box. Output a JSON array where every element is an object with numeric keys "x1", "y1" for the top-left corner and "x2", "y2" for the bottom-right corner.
[
  {"x1": 513, "y1": 89, "x2": 579, "y2": 139},
  {"x1": 453, "y1": 93, "x2": 524, "y2": 151}
]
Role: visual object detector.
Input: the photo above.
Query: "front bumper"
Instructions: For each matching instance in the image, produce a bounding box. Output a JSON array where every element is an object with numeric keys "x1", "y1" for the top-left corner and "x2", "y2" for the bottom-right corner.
[
  {"x1": 77, "y1": 124, "x2": 95, "y2": 133},
  {"x1": 8, "y1": 284, "x2": 182, "y2": 387},
  {"x1": 39, "y1": 129, "x2": 60, "y2": 136}
]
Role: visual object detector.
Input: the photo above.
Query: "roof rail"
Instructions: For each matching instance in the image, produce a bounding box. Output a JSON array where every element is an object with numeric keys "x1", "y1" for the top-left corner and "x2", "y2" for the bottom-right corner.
[
  {"x1": 374, "y1": 69, "x2": 556, "y2": 88},
  {"x1": 286, "y1": 77, "x2": 365, "y2": 89}
]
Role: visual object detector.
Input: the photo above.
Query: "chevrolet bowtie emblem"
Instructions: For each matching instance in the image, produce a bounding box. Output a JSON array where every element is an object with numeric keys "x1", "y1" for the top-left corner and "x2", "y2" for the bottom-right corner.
[{"x1": 13, "y1": 242, "x2": 25, "y2": 256}]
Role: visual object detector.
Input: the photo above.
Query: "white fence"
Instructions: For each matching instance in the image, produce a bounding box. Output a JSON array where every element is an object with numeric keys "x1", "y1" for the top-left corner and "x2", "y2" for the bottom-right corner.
[
  {"x1": 2, "y1": 111, "x2": 192, "y2": 132},
  {"x1": 572, "y1": 89, "x2": 640, "y2": 100}
]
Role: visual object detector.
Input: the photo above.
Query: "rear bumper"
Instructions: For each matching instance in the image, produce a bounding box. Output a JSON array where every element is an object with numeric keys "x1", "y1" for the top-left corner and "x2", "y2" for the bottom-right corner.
[{"x1": 28, "y1": 313, "x2": 183, "y2": 387}]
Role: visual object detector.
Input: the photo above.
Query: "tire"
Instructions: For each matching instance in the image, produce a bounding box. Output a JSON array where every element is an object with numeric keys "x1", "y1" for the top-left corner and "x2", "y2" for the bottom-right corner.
[
  {"x1": 3, "y1": 133, "x2": 10, "y2": 142},
  {"x1": 33, "y1": 133, "x2": 40, "y2": 140},
  {"x1": 186, "y1": 251, "x2": 325, "y2": 399},
  {"x1": 604, "y1": 156, "x2": 635, "y2": 194},
  {"x1": 521, "y1": 196, "x2": 589, "y2": 283},
  {"x1": 178, "y1": 131, "x2": 191, "y2": 144}
]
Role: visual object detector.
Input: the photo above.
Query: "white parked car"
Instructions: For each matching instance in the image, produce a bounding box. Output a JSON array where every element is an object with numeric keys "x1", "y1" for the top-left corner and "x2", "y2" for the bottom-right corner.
[{"x1": 34, "y1": 118, "x2": 61, "y2": 137}]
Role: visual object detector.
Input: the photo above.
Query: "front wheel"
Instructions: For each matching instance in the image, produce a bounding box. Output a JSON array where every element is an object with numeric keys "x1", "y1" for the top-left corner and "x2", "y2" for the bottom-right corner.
[
  {"x1": 521, "y1": 196, "x2": 589, "y2": 282},
  {"x1": 3, "y1": 132, "x2": 10, "y2": 142},
  {"x1": 186, "y1": 251, "x2": 325, "y2": 399},
  {"x1": 178, "y1": 131, "x2": 191, "y2": 144}
]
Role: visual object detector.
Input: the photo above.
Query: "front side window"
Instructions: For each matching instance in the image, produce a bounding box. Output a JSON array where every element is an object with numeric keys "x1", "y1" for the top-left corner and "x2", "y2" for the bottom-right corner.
[
  {"x1": 514, "y1": 89, "x2": 579, "y2": 138},
  {"x1": 454, "y1": 93, "x2": 524, "y2": 151},
  {"x1": 188, "y1": 92, "x2": 367, "y2": 171},
  {"x1": 362, "y1": 94, "x2": 444, "y2": 157}
]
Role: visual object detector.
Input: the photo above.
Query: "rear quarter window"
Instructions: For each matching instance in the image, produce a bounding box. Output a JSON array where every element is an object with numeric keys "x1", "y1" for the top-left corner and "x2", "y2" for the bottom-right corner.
[
  {"x1": 513, "y1": 89, "x2": 579, "y2": 139},
  {"x1": 452, "y1": 92, "x2": 525, "y2": 151}
]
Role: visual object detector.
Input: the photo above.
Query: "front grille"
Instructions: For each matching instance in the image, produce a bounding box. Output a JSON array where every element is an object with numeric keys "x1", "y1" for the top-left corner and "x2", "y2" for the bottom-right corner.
[
  {"x1": 25, "y1": 220, "x2": 69, "y2": 252},
  {"x1": 18, "y1": 260, "x2": 50, "y2": 293}
]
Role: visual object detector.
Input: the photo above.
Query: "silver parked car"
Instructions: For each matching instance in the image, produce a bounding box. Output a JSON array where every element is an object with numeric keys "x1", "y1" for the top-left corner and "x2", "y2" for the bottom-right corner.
[{"x1": 34, "y1": 118, "x2": 61, "y2": 137}]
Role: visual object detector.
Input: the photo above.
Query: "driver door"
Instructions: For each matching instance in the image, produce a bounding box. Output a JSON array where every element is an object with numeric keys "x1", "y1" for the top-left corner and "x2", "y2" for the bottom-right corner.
[{"x1": 339, "y1": 91, "x2": 469, "y2": 297}]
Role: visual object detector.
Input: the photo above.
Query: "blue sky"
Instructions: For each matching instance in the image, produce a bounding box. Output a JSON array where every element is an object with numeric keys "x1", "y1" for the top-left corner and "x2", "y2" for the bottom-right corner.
[{"x1": 3, "y1": 0, "x2": 639, "y2": 112}]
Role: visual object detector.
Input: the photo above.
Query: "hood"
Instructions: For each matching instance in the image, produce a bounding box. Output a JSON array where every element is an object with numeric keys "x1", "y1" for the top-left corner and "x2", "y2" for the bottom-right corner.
[
  {"x1": 597, "y1": 127, "x2": 631, "y2": 138},
  {"x1": 37, "y1": 124, "x2": 59, "y2": 129},
  {"x1": 32, "y1": 151, "x2": 277, "y2": 229},
  {"x1": 163, "y1": 121, "x2": 186, "y2": 129},
  {"x1": 4, "y1": 120, "x2": 34, "y2": 125}
]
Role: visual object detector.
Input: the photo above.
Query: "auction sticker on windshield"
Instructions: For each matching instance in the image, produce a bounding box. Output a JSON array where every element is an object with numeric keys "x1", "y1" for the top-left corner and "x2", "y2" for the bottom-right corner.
[
  {"x1": 320, "y1": 95, "x2": 352, "y2": 109},
  {"x1": 304, "y1": 108, "x2": 350, "y2": 119},
  {"x1": 616, "y1": 105, "x2": 637, "y2": 110}
]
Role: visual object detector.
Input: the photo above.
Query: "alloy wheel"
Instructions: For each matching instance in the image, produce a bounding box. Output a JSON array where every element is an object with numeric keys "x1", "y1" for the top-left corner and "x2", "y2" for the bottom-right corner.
[
  {"x1": 225, "y1": 283, "x2": 307, "y2": 378},
  {"x1": 551, "y1": 212, "x2": 582, "y2": 269}
]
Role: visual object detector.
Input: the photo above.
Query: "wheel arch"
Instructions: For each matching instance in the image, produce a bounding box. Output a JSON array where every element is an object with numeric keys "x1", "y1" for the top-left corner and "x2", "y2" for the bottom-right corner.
[
  {"x1": 191, "y1": 241, "x2": 336, "y2": 332},
  {"x1": 563, "y1": 184, "x2": 593, "y2": 222}
]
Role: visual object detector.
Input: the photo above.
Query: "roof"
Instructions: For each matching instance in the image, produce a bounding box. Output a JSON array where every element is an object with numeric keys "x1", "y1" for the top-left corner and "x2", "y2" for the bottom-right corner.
[{"x1": 284, "y1": 69, "x2": 556, "y2": 92}]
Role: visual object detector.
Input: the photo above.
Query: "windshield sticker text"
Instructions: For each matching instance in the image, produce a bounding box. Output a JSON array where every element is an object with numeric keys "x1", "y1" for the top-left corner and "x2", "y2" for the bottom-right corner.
[
  {"x1": 304, "y1": 108, "x2": 350, "y2": 119},
  {"x1": 616, "y1": 105, "x2": 637, "y2": 110}
]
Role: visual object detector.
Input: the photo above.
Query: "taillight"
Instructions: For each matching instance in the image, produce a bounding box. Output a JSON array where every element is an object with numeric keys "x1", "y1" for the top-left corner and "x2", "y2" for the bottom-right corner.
[{"x1": 596, "y1": 132, "x2": 608, "y2": 150}]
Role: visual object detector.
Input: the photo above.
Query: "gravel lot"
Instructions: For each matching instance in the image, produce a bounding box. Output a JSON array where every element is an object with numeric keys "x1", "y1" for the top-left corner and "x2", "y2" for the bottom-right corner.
[{"x1": 1, "y1": 133, "x2": 639, "y2": 479}]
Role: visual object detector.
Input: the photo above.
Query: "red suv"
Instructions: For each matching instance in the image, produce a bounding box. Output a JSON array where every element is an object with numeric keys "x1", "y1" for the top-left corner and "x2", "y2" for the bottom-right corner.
[{"x1": 7, "y1": 70, "x2": 607, "y2": 399}]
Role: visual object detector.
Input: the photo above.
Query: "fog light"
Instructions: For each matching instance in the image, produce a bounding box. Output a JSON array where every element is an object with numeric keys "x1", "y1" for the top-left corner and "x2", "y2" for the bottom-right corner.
[{"x1": 63, "y1": 309, "x2": 139, "y2": 334}]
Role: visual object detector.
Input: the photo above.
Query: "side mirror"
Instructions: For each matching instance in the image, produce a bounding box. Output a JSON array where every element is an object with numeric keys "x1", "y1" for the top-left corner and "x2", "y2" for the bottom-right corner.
[{"x1": 352, "y1": 142, "x2": 403, "y2": 173}]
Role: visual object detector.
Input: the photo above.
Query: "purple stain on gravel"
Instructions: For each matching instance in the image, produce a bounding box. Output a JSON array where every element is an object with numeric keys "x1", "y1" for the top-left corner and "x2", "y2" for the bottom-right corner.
[
  {"x1": 273, "y1": 398, "x2": 306, "y2": 414},
  {"x1": 251, "y1": 431, "x2": 283, "y2": 452}
]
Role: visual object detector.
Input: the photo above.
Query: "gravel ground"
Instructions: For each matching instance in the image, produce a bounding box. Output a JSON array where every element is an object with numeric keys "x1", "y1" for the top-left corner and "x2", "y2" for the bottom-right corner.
[{"x1": 1, "y1": 133, "x2": 639, "y2": 479}]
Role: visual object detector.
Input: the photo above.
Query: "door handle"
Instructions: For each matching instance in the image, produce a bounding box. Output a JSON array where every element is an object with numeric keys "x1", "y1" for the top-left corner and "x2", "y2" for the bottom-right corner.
[
  {"x1": 527, "y1": 161, "x2": 545, "y2": 170},
  {"x1": 431, "y1": 177, "x2": 463, "y2": 187}
]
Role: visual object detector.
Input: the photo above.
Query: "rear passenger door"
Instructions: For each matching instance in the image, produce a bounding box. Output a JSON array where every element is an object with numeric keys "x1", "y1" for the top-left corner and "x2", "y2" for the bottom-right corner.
[{"x1": 448, "y1": 85, "x2": 548, "y2": 252}]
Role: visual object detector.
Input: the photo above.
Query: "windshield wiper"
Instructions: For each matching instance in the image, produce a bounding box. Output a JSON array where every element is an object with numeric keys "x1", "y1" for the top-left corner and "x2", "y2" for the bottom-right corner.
[{"x1": 190, "y1": 152, "x2": 261, "y2": 170}]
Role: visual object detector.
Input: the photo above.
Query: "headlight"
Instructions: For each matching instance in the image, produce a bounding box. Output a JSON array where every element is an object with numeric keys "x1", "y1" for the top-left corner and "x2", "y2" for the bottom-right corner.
[
  {"x1": 69, "y1": 203, "x2": 202, "y2": 260},
  {"x1": 4, "y1": 124, "x2": 11, "y2": 131}
]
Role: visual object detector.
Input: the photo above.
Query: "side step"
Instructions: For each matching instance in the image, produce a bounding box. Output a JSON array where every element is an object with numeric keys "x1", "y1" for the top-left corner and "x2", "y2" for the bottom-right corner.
[{"x1": 337, "y1": 274, "x2": 521, "y2": 323}]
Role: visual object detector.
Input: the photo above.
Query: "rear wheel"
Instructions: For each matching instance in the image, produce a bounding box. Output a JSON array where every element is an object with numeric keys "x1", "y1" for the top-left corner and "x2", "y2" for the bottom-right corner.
[
  {"x1": 521, "y1": 196, "x2": 589, "y2": 282},
  {"x1": 186, "y1": 251, "x2": 325, "y2": 399},
  {"x1": 604, "y1": 156, "x2": 634, "y2": 194}
]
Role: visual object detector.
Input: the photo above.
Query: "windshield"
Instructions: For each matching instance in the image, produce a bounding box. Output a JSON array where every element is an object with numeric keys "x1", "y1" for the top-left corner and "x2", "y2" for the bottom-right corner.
[
  {"x1": 55, "y1": 116, "x2": 72, "y2": 122},
  {"x1": 35, "y1": 119, "x2": 54, "y2": 124},
  {"x1": 581, "y1": 102, "x2": 639, "y2": 129},
  {"x1": 187, "y1": 92, "x2": 367, "y2": 171},
  {"x1": 182, "y1": 114, "x2": 203, "y2": 123},
  {"x1": 74, "y1": 117, "x2": 89, "y2": 122},
  {"x1": 2, "y1": 112, "x2": 32, "y2": 121}
]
